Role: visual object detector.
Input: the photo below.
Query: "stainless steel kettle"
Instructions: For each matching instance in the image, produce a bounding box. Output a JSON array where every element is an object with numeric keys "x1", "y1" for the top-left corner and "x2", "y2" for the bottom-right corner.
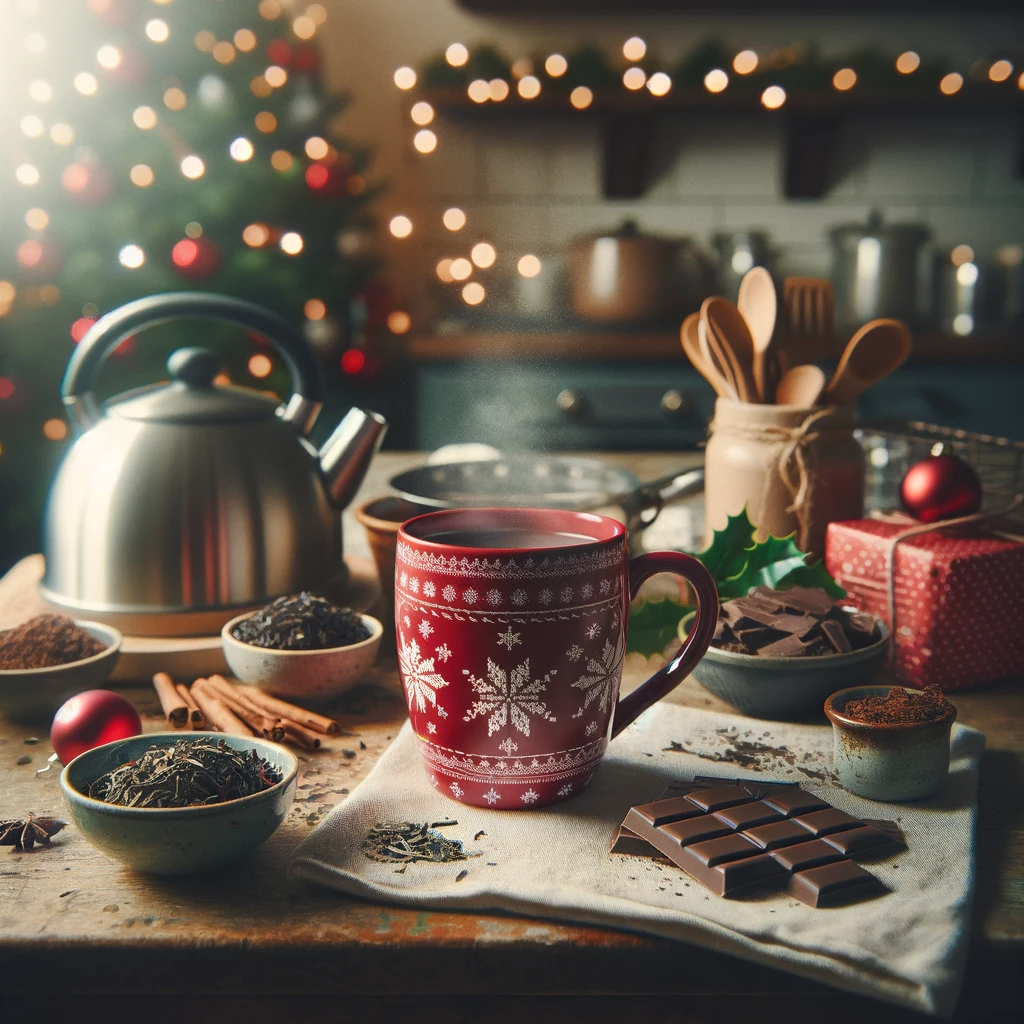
[{"x1": 42, "y1": 292, "x2": 387, "y2": 635}]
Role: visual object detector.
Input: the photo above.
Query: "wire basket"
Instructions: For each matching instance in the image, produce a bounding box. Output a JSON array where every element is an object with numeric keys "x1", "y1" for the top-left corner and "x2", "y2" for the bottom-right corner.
[{"x1": 857, "y1": 419, "x2": 1024, "y2": 520}]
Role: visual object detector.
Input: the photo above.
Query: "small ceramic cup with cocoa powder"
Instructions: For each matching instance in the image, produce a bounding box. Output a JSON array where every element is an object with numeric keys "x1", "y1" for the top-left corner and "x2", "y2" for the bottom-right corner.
[{"x1": 824, "y1": 685, "x2": 957, "y2": 802}]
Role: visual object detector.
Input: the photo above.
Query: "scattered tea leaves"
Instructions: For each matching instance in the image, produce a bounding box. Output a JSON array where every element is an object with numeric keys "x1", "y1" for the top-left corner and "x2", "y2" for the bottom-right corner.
[{"x1": 361, "y1": 821, "x2": 474, "y2": 864}]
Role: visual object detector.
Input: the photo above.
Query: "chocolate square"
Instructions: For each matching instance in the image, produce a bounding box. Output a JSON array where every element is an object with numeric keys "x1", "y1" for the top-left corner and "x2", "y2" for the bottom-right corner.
[
  {"x1": 713, "y1": 801, "x2": 785, "y2": 832},
  {"x1": 630, "y1": 795, "x2": 706, "y2": 828},
  {"x1": 793, "y1": 807, "x2": 863, "y2": 837},
  {"x1": 657, "y1": 814, "x2": 734, "y2": 848},
  {"x1": 769, "y1": 839, "x2": 847, "y2": 873},
  {"x1": 761, "y1": 788, "x2": 830, "y2": 818},
  {"x1": 743, "y1": 819, "x2": 815, "y2": 851},
  {"x1": 685, "y1": 785, "x2": 753, "y2": 812},
  {"x1": 790, "y1": 860, "x2": 888, "y2": 908},
  {"x1": 686, "y1": 833, "x2": 762, "y2": 868},
  {"x1": 822, "y1": 825, "x2": 906, "y2": 859}
]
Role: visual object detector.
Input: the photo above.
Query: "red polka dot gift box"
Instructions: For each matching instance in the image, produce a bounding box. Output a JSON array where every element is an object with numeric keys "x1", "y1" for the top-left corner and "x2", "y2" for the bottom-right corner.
[{"x1": 825, "y1": 518, "x2": 1024, "y2": 690}]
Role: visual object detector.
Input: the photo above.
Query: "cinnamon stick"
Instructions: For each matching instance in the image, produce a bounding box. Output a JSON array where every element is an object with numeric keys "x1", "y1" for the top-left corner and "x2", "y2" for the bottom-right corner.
[
  {"x1": 152, "y1": 672, "x2": 189, "y2": 729},
  {"x1": 228, "y1": 683, "x2": 340, "y2": 735},
  {"x1": 194, "y1": 679, "x2": 284, "y2": 742},
  {"x1": 189, "y1": 684, "x2": 254, "y2": 738},
  {"x1": 175, "y1": 683, "x2": 205, "y2": 728},
  {"x1": 284, "y1": 722, "x2": 322, "y2": 751}
]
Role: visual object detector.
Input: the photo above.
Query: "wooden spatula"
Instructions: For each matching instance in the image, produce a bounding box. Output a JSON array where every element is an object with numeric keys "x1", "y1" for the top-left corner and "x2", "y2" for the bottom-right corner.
[{"x1": 824, "y1": 319, "x2": 912, "y2": 405}]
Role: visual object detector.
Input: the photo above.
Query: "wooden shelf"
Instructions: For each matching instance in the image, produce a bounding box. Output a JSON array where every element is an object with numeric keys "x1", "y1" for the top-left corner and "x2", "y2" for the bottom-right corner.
[
  {"x1": 426, "y1": 86, "x2": 1024, "y2": 199},
  {"x1": 406, "y1": 331, "x2": 1024, "y2": 363}
]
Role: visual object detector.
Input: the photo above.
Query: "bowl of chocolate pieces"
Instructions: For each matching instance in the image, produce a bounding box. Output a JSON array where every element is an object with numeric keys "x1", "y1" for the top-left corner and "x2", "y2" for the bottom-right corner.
[
  {"x1": 0, "y1": 614, "x2": 122, "y2": 719},
  {"x1": 223, "y1": 591, "x2": 383, "y2": 702},
  {"x1": 61, "y1": 732, "x2": 297, "y2": 874},
  {"x1": 680, "y1": 586, "x2": 888, "y2": 720}
]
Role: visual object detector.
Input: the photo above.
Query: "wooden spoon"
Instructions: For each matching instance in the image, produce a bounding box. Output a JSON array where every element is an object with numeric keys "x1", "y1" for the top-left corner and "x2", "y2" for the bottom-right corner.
[
  {"x1": 702, "y1": 296, "x2": 758, "y2": 403},
  {"x1": 825, "y1": 319, "x2": 912, "y2": 405},
  {"x1": 775, "y1": 364, "x2": 826, "y2": 407},
  {"x1": 680, "y1": 313, "x2": 736, "y2": 399},
  {"x1": 737, "y1": 267, "x2": 776, "y2": 401}
]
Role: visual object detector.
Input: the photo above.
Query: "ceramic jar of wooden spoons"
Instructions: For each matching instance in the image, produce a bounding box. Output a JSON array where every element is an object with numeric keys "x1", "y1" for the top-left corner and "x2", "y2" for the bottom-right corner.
[{"x1": 704, "y1": 398, "x2": 864, "y2": 559}]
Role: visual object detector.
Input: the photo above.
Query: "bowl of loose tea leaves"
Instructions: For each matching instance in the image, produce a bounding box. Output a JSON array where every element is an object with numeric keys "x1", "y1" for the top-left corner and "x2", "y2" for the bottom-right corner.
[
  {"x1": 222, "y1": 592, "x2": 383, "y2": 702},
  {"x1": 0, "y1": 614, "x2": 122, "y2": 720},
  {"x1": 60, "y1": 732, "x2": 297, "y2": 874}
]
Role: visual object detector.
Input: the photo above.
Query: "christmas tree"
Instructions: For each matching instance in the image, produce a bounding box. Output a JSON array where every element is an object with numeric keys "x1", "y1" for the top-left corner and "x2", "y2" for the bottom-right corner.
[{"x1": 0, "y1": 0, "x2": 383, "y2": 571}]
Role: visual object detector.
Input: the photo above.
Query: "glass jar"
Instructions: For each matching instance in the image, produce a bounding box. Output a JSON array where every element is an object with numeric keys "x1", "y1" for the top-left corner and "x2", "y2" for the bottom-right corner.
[{"x1": 704, "y1": 398, "x2": 864, "y2": 558}]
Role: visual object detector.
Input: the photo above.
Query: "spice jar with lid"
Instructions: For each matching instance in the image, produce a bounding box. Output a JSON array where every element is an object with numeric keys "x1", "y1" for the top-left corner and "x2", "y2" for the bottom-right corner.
[
  {"x1": 704, "y1": 398, "x2": 864, "y2": 558},
  {"x1": 824, "y1": 685, "x2": 957, "y2": 801}
]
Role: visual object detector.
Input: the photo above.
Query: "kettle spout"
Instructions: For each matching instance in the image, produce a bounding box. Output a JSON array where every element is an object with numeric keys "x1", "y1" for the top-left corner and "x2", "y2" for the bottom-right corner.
[{"x1": 319, "y1": 408, "x2": 388, "y2": 509}]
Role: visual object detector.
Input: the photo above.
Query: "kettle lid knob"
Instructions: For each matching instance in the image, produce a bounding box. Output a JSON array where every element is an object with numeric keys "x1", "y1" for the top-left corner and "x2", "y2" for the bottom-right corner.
[{"x1": 167, "y1": 347, "x2": 220, "y2": 389}]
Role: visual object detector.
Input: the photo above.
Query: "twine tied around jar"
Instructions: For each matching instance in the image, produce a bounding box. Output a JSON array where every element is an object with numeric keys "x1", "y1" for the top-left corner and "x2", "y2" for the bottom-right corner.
[
  {"x1": 865, "y1": 495, "x2": 1024, "y2": 664},
  {"x1": 710, "y1": 407, "x2": 837, "y2": 551}
]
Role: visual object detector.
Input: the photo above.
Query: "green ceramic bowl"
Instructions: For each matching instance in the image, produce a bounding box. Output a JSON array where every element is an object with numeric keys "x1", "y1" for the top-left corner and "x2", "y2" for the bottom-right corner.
[
  {"x1": 680, "y1": 611, "x2": 889, "y2": 721},
  {"x1": 60, "y1": 732, "x2": 297, "y2": 875}
]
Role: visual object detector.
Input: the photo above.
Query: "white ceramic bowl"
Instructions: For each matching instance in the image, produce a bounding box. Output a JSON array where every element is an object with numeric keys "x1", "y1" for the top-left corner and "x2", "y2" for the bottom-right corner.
[
  {"x1": 0, "y1": 620, "x2": 122, "y2": 721},
  {"x1": 221, "y1": 611, "x2": 383, "y2": 702}
]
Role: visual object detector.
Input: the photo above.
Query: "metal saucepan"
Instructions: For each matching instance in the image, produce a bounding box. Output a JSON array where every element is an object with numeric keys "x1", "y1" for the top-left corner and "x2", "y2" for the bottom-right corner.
[{"x1": 389, "y1": 456, "x2": 704, "y2": 535}]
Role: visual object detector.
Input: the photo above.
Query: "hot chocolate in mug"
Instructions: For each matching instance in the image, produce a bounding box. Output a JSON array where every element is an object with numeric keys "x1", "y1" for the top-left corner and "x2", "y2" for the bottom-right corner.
[{"x1": 395, "y1": 508, "x2": 718, "y2": 808}]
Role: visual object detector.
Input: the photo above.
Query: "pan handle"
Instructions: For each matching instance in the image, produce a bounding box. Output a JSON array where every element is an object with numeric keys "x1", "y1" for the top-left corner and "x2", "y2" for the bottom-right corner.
[{"x1": 633, "y1": 467, "x2": 705, "y2": 527}]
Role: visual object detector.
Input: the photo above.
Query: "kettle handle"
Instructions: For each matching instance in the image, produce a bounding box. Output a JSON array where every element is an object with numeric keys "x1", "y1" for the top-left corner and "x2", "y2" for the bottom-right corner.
[{"x1": 62, "y1": 292, "x2": 324, "y2": 433}]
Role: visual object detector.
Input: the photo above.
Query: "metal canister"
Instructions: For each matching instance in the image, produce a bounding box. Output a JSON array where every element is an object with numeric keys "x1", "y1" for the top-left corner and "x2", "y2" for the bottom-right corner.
[{"x1": 829, "y1": 212, "x2": 930, "y2": 333}]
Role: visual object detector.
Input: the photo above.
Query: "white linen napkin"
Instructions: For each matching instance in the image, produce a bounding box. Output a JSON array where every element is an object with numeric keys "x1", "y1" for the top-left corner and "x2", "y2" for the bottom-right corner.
[{"x1": 292, "y1": 704, "x2": 982, "y2": 1017}]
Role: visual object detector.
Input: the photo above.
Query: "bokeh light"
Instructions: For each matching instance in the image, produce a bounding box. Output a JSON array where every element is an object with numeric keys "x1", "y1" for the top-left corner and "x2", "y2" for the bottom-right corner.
[
  {"x1": 118, "y1": 244, "x2": 145, "y2": 269},
  {"x1": 97, "y1": 45, "x2": 121, "y2": 69},
  {"x1": 704, "y1": 69, "x2": 728, "y2": 93},
  {"x1": 243, "y1": 223, "x2": 270, "y2": 247},
  {"x1": 989, "y1": 60, "x2": 1013, "y2": 83},
  {"x1": 413, "y1": 129, "x2": 437, "y2": 153},
  {"x1": 16, "y1": 164, "x2": 40, "y2": 186},
  {"x1": 264, "y1": 65, "x2": 287, "y2": 87},
  {"x1": 145, "y1": 19, "x2": 170, "y2": 43},
  {"x1": 517, "y1": 254, "x2": 542, "y2": 278},
  {"x1": 446, "y1": 43, "x2": 469, "y2": 67},
  {"x1": 195, "y1": 30, "x2": 216, "y2": 52},
  {"x1": 180, "y1": 155, "x2": 205, "y2": 178},
  {"x1": 234, "y1": 29, "x2": 257, "y2": 51},
  {"x1": 305, "y1": 136, "x2": 329, "y2": 159},
  {"x1": 74, "y1": 72, "x2": 98, "y2": 96},
  {"x1": 62, "y1": 164, "x2": 88, "y2": 192},
  {"x1": 130, "y1": 164, "x2": 154, "y2": 186},
  {"x1": 292, "y1": 16, "x2": 316, "y2": 40},
  {"x1": 411, "y1": 101, "x2": 434, "y2": 125},
  {"x1": 896, "y1": 51, "x2": 920, "y2": 74},
  {"x1": 25, "y1": 208, "x2": 48, "y2": 230},
  {"x1": 280, "y1": 232, "x2": 304, "y2": 254},
  {"x1": 271, "y1": 150, "x2": 293, "y2": 171},
  {"x1": 950, "y1": 244, "x2": 974, "y2": 266},
  {"x1": 304, "y1": 298, "x2": 327, "y2": 320},
  {"x1": 518, "y1": 75, "x2": 541, "y2": 99},
  {"x1": 259, "y1": 0, "x2": 282, "y2": 18},
  {"x1": 255, "y1": 111, "x2": 278, "y2": 132},
  {"x1": 17, "y1": 241, "x2": 43, "y2": 267},
  {"x1": 230, "y1": 137, "x2": 254, "y2": 161},
  {"x1": 436, "y1": 259, "x2": 455, "y2": 283},
  {"x1": 733, "y1": 50, "x2": 758, "y2": 75},
  {"x1": 956, "y1": 262, "x2": 979, "y2": 286},
  {"x1": 489, "y1": 79, "x2": 510, "y2": 102},
  {"x1": 761, "y1": 85, "x2": 787, "y2": 109},
  {"x1": 833, "y1": 68, "x2": 857, "y2": 91},
  {"x1": 340, "y1": 349, "x2": 365, "y2": 374},
  {"x1": 29, "y1": 80, "x2": 53, "y2": 103},
  {"x1": 647, "y1": 72, "x2": 672, "y2": 96},
  {"x1": 248, "y1": 354, "x2": 273, "y2": 378},
  {"x1": 545, "y1": 54, "x2": 568, "y2": 77},
  {"x1": 213, "y1": 41, "x2": 236, "y2": 64},
  {"x1": 393, "y1": 66, "x2": 417, "y2": 90},
  {"x1": 387, "y1": 311, "x2": 412, "y2": 334},
  {"x1": 468, "y1": 79, "x2": 490, "y2": 103},
  {"x1": 164, "y1": 87, "x2": 187, "y2": 110},
  {"x1": 471, "y1": 242, "x2": 496, "y2": 268},
  {"x1": 622, "y1": 37, "x2": 646, "y2": 62},
  {"x1": 43, "y1": 419, "x2": 68, "y2": 441},
  {"x1": 443, "y1": 207, "x2": 467, "y2": 231},
  {"x1": 940, "y1": 72, "x2": 963, "y2": 95},
  {"x1": 20, "y1": 115, "x2": 44, "y2": 137},
  {"x1": 570, "y1": 86, "x2": 593, "y2": 109},
  {"x1": 450, "y1": 257, "x2": 472, "y2": 280},
  {"x1": 133, "y1": 105, "x2": 157, "y2": 129},
  {"x1": 50, "y1": 123, "x2": 74, "y2": 145},
  {"x1": 511, "y1": 58, "x2": 534, "y2": 80},
  {"x1": 389, "y1": 215, "x2": 413, "y2": 238},
  {"x1": 623, "y1": 67, "x2": 646, "y2": 90},
  {"x1": 462, "y1": 282, "x2": 485, "y2": 305}
]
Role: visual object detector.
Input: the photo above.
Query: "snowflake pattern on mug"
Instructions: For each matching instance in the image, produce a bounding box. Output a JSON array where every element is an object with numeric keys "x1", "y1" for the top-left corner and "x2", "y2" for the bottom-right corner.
[
  {"x1": 400, "y1": 572, "x2": 408, "y2": 587},
  {"x1": 442, "y1": 585, "x2": 457, "y2": 602},
  {"x1": 498, "y1": 737, "x2": 518, "y2": 756},
  {"x1": 450, "y1": 782, "x2": 464, "y2": 799},
  {"x1": 463, "y1": 658, "x2": 556, "y2": 737},
  {"x1": 557, "y1": 784, "x2": 573, "y2": 797},
  {"x1": 521, "y1": 789, "x2": 539, "y2": 805},
  {"x1": 580, "y1": 583, "x2": 594, "y2": 600},
  {"x1": 418, "y1": 620, "x2": 434, "y2": 638},
  {"x1": 567, "y1": 644, "x2": 584, "y2": 662},
  {"x1": 538, "y1": 589, "x2": 553, "y2": 606},
  {"x1": 483, "y1": 788, "x2": 501, "y2": 805},
  {"x1": 496, "y1": 626, "x2": 521, "y2": 650},
  {"x1": 463, "y1": 588, "x2": 478, "y2": 605},
  {"x1": 486, "y1": 588, "x2": 502, "y2": 606},
  {"x1": 398, "y1": 633, "x2": 450, "y2": 715},
  {"x1": 571, "y1": 613, "x2": 625, "y2": 719},
  {"x1": 599, "y1": 579, "x2": 612, "y2": 595},
  {"x1": 559, "y1": 586, "x2": 574, "y2": 603},
  {"x1": 409, "y1": 577, "x2": 420, "y2": 593},
  {"x1": 427, "y1": 722, "x2": 437, "y2": 734},
  {"x1": 585, "y1": 622, "x2": 601, "y2": 640},
  {"x1": 435, "y1": 643, "x2": 452, "y2": 662},
  {"x1": 585, "y1": 720, "x2": 598, "y2": 736},
  {"x1": 511, "y1": 589, "x2": 527, "y2": 606},
  {"x1": 423, "y1": 581, "x2": 436, "y2": 598}
]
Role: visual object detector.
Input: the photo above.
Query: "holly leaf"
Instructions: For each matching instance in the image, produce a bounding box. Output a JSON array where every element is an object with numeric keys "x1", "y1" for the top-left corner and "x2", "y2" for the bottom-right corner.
[
  {"x1": 775, "y1": 561, "x2": 847, "y2": 600},
  {"x1": 627, "y1": 599, "x2": 694, "y2": 658},
  {"x1": 693, "y1": 508, "x2": 757, "y2": 583},
  {"x1": 718, "y1": 533, "x2": 808, "y2": 599}
]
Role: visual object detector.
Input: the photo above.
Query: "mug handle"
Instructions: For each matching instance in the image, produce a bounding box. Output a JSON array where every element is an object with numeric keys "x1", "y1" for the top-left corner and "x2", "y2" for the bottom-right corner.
[{"x1": 610, "y1": 551, "x2": 719, "y2": 738}]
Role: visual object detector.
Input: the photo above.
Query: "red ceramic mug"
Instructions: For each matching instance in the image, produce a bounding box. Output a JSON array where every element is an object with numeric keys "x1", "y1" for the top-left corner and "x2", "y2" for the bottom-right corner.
[{"x1": 395, "y1": 508, "x2": 718, "y2": 808}]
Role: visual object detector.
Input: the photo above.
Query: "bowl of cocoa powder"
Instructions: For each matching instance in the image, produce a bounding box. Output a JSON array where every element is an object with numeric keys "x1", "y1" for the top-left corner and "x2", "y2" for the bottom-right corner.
[
  {"x1": 0, "y1": 614, "x2": 122, "y2": 720},
  {"x1": 824, "y1": 685, "x2": 957, "y2": 802}
]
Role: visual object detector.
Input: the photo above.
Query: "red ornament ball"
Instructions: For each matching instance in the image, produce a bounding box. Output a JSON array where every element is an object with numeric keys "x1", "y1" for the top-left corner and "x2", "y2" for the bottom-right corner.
[
  {"x1": 900, "y1": 454, "x2": 982, "y2": 523},
  {"x1": 171, "y1": 237, "x2": 222, "y2": 280},
  {"x1": 51, "y1": 689, "x2": 142, "y2": 764}
]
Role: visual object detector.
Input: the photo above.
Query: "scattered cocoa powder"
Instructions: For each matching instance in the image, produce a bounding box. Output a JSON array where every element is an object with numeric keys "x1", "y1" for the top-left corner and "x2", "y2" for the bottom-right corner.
[
  {"x1": 843, "y1": 685, "x2": 953, "y2": 725},
  {"x1": 0, "y1": 614, "x2": 106, "y2": 670}
]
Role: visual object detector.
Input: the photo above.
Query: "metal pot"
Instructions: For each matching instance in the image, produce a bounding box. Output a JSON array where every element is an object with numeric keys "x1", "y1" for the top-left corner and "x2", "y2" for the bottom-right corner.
[
  {"x1": 389, "y1": 456, "x2": 704, "y2": 536},
  {"x1": 42, "y1": 292, "x2": 387, "y2": 635},
  {"x1": 567, "y1": 221, "x2": 710, "y2": 324},
  {"x1": 712, "y1": 231, "x2": 775, "y2": 304},
  {"x1": 829, "y1": 211, "x2": 930, "y2": 333}
]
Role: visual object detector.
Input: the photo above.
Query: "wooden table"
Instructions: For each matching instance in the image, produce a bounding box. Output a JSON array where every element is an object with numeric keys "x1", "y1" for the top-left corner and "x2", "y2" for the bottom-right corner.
[{"x1": 1, "y1": 452, "x2": 1021, "y2": 1022}]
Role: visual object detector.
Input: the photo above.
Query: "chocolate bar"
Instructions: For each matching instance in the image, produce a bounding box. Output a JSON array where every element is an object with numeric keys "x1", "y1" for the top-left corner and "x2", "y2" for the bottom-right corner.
[{"x1": 612, "y1": 779, "x2": 903, "y2": 907}]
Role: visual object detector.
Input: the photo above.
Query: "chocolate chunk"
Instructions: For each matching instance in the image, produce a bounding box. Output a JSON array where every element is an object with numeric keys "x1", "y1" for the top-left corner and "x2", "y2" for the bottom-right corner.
[
  {"x1": 761, "y1": 788, "x2": 830, "y2": 818},
  {"x1": 776, "y1": 586, "x2": 834, "y2": 616},
  {"x1": 743, "y1": 819, "x2": 815, "y2": 851},
  {"x1": 720, "y1": 642, "x2": 753, "y2": 655},
  {"x1": 712, "y1": 801, "x2": 784, "y2": 832},
  {"x1": 803, "y1": 638, "x2": 833, "y2": 657},
  {"x1": 790, "y1": 860, "x2": 887, "y2": 908},
  {"x1": 631, "y1": 795, "x2": 705, "y2": 828},
  {"x1": 685, "y1": 784, "x2": 754, "y2": 812},
  {"x1": 687, "y1": 833, "x2": 762, "y2": 868},
  {"x1": 732, "y1": 596, "x2": 782, "y2": 623},
  {"x1": 768, "y1": 613, "x2": 821, "y2": 638},
  {"x1": 769, "y1": 839, "x2": 847, "y2": 873},
  {"x1": 736, "y1": 626, "x2": 788, "y2": 650},
  {"x1": 713, "y1": 620, "x2": 736, "y2": 644},
  {"x1": 656, "y1": 815, "x2": 734, "y2": 848},
  {"x1": 793, "y1": 807, "x2": 862, "y2": 837},
  {"x1": 822, "y1": 825, "x2": 906, "y2": 859},
  {"x1": 758, "y1": 634, "x2": 809, "y2": 658},
  {"x1": 820, "y1": 619, "x2": 852, "y2": 654},
  {"x1": 847, "y1": 611, "x2": 877, "y2": 634}
]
